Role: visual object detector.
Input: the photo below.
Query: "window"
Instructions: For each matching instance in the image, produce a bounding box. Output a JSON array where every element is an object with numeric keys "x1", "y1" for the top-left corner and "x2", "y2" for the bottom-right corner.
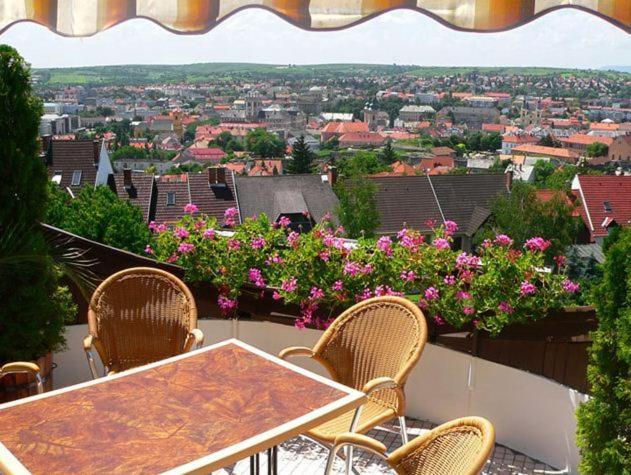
[
  {"x1": 604, "y1": 201, "x2": 612, "y2": 212},
  {"x1": 71, "y1": 170, "x2": 82, "y2": 186},
  {"x1": 52, "y1": 171, "x2": 62, "y2": 185},
  {"x1": 166, "y1": 191, "x2": 176, "y2": 206}
]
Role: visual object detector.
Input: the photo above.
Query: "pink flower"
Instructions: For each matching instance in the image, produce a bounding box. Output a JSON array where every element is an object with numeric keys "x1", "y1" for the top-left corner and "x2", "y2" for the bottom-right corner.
[
  {"x1": 184, "y1": 203, "x2": 198, "y2": 214},
  {"x1": 271, "y1": 253, "x2": 283, "y2": 264},
  {"x1": 224, "y1": 207, "x2": 240, "y2": 227},
  {"x1": 417, "y1": 299, "x2": 428, "y2": 310},
  {"x1": 444, "y1": 220, "x2": 458, "y2": 235},
  {"x1": 148, "y1": 221, "x2": 158, "y2": 231},
  {"x1": 166, "y1": 253, "x2": 178, "y2": 263},
  {"x1": 425, "y1": 287, "x2": 440, "y2": 300},
  {"x1": 433, "y1": 238, "x2": 450, "y2": 250},
  {"x1": 374, "y1": 285, "x2": 403, "y2": 297},
  {"x1": 203, "y1": 228, "x2": 216, "y2": 239},
  {"x1": 272, "y1": 291, "x2": 282, "y2": 301},
  {"x1": 318, "y1": 250, "x2": 330, "y2": 262},
  {"x1": 278, "y1": 216, "x2": 291, "y2": 227},
  {"x1": 145, "y1": 245, "x2": 153, "y2": 255},
  {"x1": 456, "y1": 291, "x2": 472, "y2": 300},
  {"x1": 525, "y1": 237, "x2": 551, "y2": 252},
  {"x1": 332, "y1": 280, "x2": 344, "y2": 291},
  {"x1": 463, "y1": 306, "x2": 475, "y2": 315},
  {"x1": 310, "y1": 287, "x2": 325, "y2": 300},
  {"x1": 322, "y1": 212, "x2": 332, "y2": 222},
  {"x1": 499, "y1": 301, "x2": 515, "y2": 314},
  {"x1": 494, "y1": 234, "x2": 513, "y2": 247},
  {"x1": 248, "y1": 268, "x2": 266, "y2": 288},
  {"x1": 554, "y1": 255, "x2": 567, "y2": 268},
  {"x1": 562, "y1": 279, "x2": 580, "y2": 293},
  {"x1": 178, "y1": 242, "x2": 195, "y2": 254},
  {"x1": 294, "y1": 319, "x2": 306, "y2": 329},
  {"x1": 174, "y1": 227, "x2": 189, "y2": 239},
  {"x1": 376, "y1": 236, "x2": 393, "y2": 256},
  {"x1": 444, "y1": 275, "x2": 456, "y2": 285},
  {"x1": 281, "y1": 277, "x2": 297, "y2": 293},
  {"x1": 397, "y1": 228, "x2": 409, "y2": 239},
  {"x1": 194, "y1": 220, "x2": 206, "y2": 230},
  {"x1": 400, "y1": 270, "x2": 416, "y2": 282},
  {"x1": 482, "y1": 239, "x2": 492, "y2": 248},
  {"x1": 425, "y1": 219, "x2": 437, "y2": 229},
  {"x1": 287, "y1": 232, "x2": 300, "y2": 248},
  {"x1": 251, "y1": 236, "x2": 266, "y2": 249},
  {"x1": 362, "y1": 264, "x2": 374, "y2": 275},
  {"x1": 456, "y1": 253, "x2": 482, "y2": 269},
  {"x1": 336, "y1": 226, "x2": 345, "y2": 235},
  {"x1": 227, "y1": 239, "x2": 241, "y2": 251},
  {"x1": 520, "y1": 281, "x2": 537, "y2": 296},
  {"x1": 343, "y1": 261, "x2": 362, "y2": 277},
  {"x1": 218, "y1": 295, "x2": 237, "y2": 314},
  {"x1": 356, "y1": 288, "x2": 373, "y2": 301},
  {"x1": 433, "y1": 315, "x2": 444, "y2": 325}
]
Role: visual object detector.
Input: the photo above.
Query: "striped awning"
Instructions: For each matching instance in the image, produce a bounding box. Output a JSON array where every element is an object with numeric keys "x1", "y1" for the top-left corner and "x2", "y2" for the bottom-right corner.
[{"x1": 0, "y1": 1, "x2": 629, "y2": 37}]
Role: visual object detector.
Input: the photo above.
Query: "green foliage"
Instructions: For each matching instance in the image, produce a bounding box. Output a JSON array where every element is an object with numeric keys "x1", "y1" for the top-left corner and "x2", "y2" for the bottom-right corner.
[
  {"x1": 379, "y1": 139, "x2": 398, "y2": 165},
  {"x1": 336, "y1": 151, "x2": 389, "y2": 178},
  {"x1": 545, "y1": 165, "x2": 603, "y2": 190},
  {"x1": 586, "y1": 142, "x2": 609, "y2": 158},
  {"x1": 286, "y1": 135, "x2": 315, "y2": 174},
  {"x1": 533, "y1": 160, "x2": 557, "y2": 187},
  {"x1": 478, "y1": 182, "x2": 581, "y2": 261},
  {"x1": 320, "y1": 136, "x2": 339, "y2": 151},
  {"x1": 488, "y1": 159, "x2": 510, "y2": 173},
  {"x1": 378, "y1": 97, "x2": 406, "y2": 126},
  {"x1": 46, "y1": 185, "x2": 150, "y2": 254},
  {"x1": 538, "y1": 134, "x2": 562, "y2": 148},
  {"x1": 0, "y1": 45, "x2": 75, "y2": 363},
  {"x1": 576, "y1": 228, "x2": 631, "y2": 474},
  {"x1": 245, "y1": 128, "x2": 285, "y2": 158},
  {"x1": 212, "y1": 131, "x2": 244, "y2": 153},
  {"x1": 334, "y1": 177, "x2": 380, "y2": 239},
  {"x1": 151, "y1": 213, "x2": 578, "y2": 333},
  {"x1": 466, "y1": 132, "x2": 502, "y2": 152}
]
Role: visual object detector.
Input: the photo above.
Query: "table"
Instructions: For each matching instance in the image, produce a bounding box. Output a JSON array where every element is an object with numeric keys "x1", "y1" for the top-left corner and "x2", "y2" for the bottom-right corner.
[{"x1": 0, "y1": 339, "x2": 365, "y2": 474}]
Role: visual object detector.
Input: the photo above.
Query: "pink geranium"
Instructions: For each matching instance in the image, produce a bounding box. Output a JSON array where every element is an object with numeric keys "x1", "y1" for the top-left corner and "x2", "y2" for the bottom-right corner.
[
  {"x1": 444, "y1": 220, "x2": 458, "y2": 236},
  {"x1": 376, "y1": 236, "x2": 393, "y2": 256},
  {"x1": 178, "y1": 242, "x2": 195, "y2": 254},
  {"x1": 494, "y1": 234, "x2": 513, "y2": 247},
  {"x1": 425, "y1": 287, "x2": 440, "y2": 300},
  {"x1": 433, "y1": 238, "x2": 450, "y2": 250},
  {"x1": 520, "y1": 281, "x2": 537, "y2": 296},
  {"x1": 174, "y1": 227, "x2": 189, "y2": 239},
  {"x1": 281, "y1": 277, "x2": 298, "y2": 293},
  {"x1": 525, "y1": 237, "x2": 551, "y2": 252},
  {"x1": 251, "y1": 236, "x2": 266, "y2": 249},
  {"x1": 203, "y1": 228, "x2": 216, "y2": 239},
  {"x1": 184, "y1": 203, "x2": 198, "y2": 214},
  {"x1": 499, "y1": 301, "x2": 515, "y2": 314},
  {"x1": 562, "y1": 279, "x2": 580, "y2": 293}
]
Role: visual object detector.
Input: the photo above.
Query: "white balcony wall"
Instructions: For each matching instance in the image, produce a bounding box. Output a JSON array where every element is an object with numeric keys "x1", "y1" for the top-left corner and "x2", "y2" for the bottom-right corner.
[{"x1": 54, "y1": 321, "x2": 586, "y2": 472}]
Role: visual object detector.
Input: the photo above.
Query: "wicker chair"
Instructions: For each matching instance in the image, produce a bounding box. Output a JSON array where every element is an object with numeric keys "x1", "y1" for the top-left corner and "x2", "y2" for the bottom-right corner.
[
  {"x1": 279, "y1": 296, "x2": 427, "y2": 473},
  {"x1": 0, "y1": 362, "x2": 43, "y2": 394},
  {"x1": 327, "y1": 417, "x2": 495, "y2": 475},
  {"x1": 83, "y1": 267, "x2": 203, "y2": 378}
]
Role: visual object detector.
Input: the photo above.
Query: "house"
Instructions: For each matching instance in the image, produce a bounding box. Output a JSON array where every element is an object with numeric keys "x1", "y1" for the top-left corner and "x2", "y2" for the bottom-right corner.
[
  {"x1": 175, "y1": 147, "x2": 227, "y2": 165},
  {"x1": 397, "y1": 105, "x2": 435, "y2": 122},
  {"x1": 501, "y1": 134, "x2": 539, "y2": 154},
  {"x1": 248, "y1": 159, "x2": 283, "y2": 176},
  {"x1": 110, "y1": 169, "x2": 156, "y2": 222},
  {"x1": 153, "y1": 168, "x2": 238, "y2": 224},
  {"x1": 44, "y1": 137, "x2": 113, "y2": 196},
  {"x1": 339, "y1": 132, "x2": 386, "y2": 148},
  {"x1": 372, "y1": 161, "x2": 417, "y2": 177},
  {"x1": 437, "y1": 106, "x2": 500, "y2": 130},
  {"x1": 369, "y1": 173, "x2": 509, "y2": 250},
  {"x1": 430, "y1": 146, "x2": 456, "y2": 158},
  {"x1": 571, "y1": 175, "x2": 631, "y2": 244},
  {"x1": 234, "y1": 174, "x2": 339, "y2": 232},
  {"x1": 418, "y1": 156, "x2": 455, "y2": 174},
  {"x1": 512, "y1": 144, "x2": 580, "y2": 164},
  {"x1": 608, "y1": 135, "x2": 631, "y2": 163},
  {"x1": 320, "y1": 121, "x2": 369, "y2": 142},
  {"x1": 560, "y1": 134, "x2": 614, "y2": 154}
]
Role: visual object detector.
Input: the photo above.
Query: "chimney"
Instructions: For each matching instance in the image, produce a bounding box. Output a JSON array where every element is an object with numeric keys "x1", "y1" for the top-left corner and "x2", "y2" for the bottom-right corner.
[
  {"x1": 216, "y1": 167, "x2": 226, "y2": 184},
  {"x1": 123, "y1": 168, "x2": 133, "y2": 190},
  {"x1": 41, "y1": 135, "x2": 52, "y2": 156},
  {"x1": 327, "y1": 166, "x2": 338, "y2": 187},
  {"x1": 505, "y1": 168, "x2": 514, "y2": 191},
  {"x1": 208, "y1": 167, "x2": 217, "y2": 185}
]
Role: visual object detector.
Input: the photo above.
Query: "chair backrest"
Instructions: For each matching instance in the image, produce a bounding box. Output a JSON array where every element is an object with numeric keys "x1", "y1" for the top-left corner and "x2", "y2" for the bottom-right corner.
[
  {"x1": 88, "y1": 267, "x2": 197, "y2": 372},
  {"x1": 388, "y1": 417, "x2": 495, "y2": 475},
  {"x1": 313, "y1": 296, "x2": 427, "y2": 412}
]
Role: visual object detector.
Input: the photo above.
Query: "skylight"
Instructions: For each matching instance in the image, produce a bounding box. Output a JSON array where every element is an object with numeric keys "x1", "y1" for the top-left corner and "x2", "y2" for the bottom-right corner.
[
  {"x1": 71, "y1": 170, "x2": 82, "y2": 186},
  {"x1": 167, "y1": 191, "x2": 176, "y2": 206}
]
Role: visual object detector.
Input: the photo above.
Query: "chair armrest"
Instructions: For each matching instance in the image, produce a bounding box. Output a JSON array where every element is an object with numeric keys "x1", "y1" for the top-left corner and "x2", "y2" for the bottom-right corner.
[
  {"x1": 362, "y1": 376, "x2": 399, "y2": 395},
  {"x1": 83, "y1": 334, "x2": 94, "y2": 351},
  {"x1": 278, "y1": 346, "x2": 315, "y2": 360},
  {"x1": 83, "y1": 334, "x2": 99, "y2": 379},
  {"x1": 186, "y1": 328, "x2": 205, "y2": 350},
  {"x1": 333, "y1": 433, "x2": 387, "y2": 458},
  {"x1": 1, "y1": 362, "x2": 44, "y2": 394}
]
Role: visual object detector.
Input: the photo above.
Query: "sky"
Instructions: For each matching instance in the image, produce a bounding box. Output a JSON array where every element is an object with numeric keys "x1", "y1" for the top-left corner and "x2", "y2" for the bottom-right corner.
[{"x1": 1, "y1": 7, "x2": 629, "y2": 69}]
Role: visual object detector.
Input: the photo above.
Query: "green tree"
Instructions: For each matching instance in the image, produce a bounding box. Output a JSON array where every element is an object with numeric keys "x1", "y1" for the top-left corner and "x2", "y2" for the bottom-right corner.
[
  {"x1": 379, "y1": 139, "x2": 398, "y2": 164},
  {"x1": 0, "y1": 45, "x2": 74, "y2": 363},
  {"x1": 110, "y1": 145, "x2": 147, "y2": 161},
  {"x1": 286, "y1": 135, "x2": 315, "y2": 174},
  {"x1": 480, "y1": 132, "x2": 502, "y2": 152},
  {"x1": 46, "y1": 186, "x2": 150, "y2": 254},
  {"x1": 576, "y1": 228, "x2": 631, "y2": 474},
  {"x1": 212, "y1": 131, "x2": 243, "y2": 153},
  {"x1": 489, "y1": 159, "x2": 510, "y2": 173},
  {"x1": 586, "y1": 142, "x2": 609, "y2": 158},
  {"x1": 335, "y1": 177, "x2": 380, "y2": 238},
  {"x1": 337, "y1": 151, "x2": 389, "y2": 178},
  {"x1": 533, "y1": 160, "x2": 557, "y2": 187},
  {"x1": 539, "y1": 134, "x2": 562, "y2": 148},
  {"x1": 246, "y1": 128, "x2": 285, "y2": 158},
  {"x1": 477, "y1": 181, "x2": 580, "y2": 260}
]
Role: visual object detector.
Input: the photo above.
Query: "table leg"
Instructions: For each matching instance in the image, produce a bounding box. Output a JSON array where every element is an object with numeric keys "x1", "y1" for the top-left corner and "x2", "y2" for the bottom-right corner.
[
  {"x1": 273, "y1": 445, "x2": 278, "y2": 475},
  {"x1": 266, "y1": 446, "x2": 278, "y2": 475},
  {"x1": 250, "y1": 453, "x2": 260, "y2": 475}
]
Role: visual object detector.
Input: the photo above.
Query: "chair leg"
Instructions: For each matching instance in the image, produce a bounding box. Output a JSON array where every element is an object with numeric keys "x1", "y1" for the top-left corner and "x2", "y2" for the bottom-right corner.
[
  {"x1": 398, "y1": 416, "x2": 409, "y2": 445},
  {"x1": 345, "y1": 446, "x2": 353, "y2": 475},
  {"x1": 324, "y1": 447, "x2": 338, "y2": 475}
]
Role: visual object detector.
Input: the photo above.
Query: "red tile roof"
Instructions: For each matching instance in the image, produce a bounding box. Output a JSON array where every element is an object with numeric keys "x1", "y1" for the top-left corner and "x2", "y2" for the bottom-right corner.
[
  {"x1": 560, "y1": 134, "x2": 614, "y2": 147},
  {"x1": 339, "y1": 132, "x2": 385, "y2": 147},
  {"x1": 322, "y1": 121, "x2": 369, "y2": 135},
  {"x1": 573, "y1": 175, "x2": 631, "y2": 240},
  {"x1": 512, "y1": 144, "x2": 579, "y2": 163}
]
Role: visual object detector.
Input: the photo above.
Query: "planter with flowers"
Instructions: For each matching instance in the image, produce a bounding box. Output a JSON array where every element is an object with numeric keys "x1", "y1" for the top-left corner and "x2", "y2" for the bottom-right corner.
[{"x1": 148, "y1": 204, "x2": 580, "y2": 336}]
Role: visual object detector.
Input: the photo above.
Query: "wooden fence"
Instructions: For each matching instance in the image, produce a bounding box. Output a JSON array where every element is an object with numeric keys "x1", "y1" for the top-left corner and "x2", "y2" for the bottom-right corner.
[{"x1": 43, "y1": 224, "x2": 597, "y2": 393}]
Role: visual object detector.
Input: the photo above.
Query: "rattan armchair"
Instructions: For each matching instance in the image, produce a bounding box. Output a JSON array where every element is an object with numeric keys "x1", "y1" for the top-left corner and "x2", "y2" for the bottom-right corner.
[
  {"x1": 327, "y1": 417, "x2": 495, "y2": 475},
  {"x1": 83, "y1": 267, "x2": 203, "y2": 378},
  {"x1": 279, "y1": 296, "x2": 427, "y2": 473},
  {"x1": 0, "y1": 362, "x2": 44, "y2": 395}
]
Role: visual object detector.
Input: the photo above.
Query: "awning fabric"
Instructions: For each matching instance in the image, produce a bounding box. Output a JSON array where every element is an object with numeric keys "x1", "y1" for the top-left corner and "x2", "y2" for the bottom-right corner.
[{"x1": 0, "y1": 1, "x2": 629, "y2": 37}]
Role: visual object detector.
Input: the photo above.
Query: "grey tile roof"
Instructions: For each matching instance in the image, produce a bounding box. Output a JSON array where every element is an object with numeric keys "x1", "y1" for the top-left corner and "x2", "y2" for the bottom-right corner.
[
  {"x1": 235, "y1": 175, "x2": 339, "y2": 224},
  {"x1": 111, "y1": 172, "x2": 155, "y2": 223},
  {"x1": 46, "y1": 140, "x2": 100, "y2": 194}
]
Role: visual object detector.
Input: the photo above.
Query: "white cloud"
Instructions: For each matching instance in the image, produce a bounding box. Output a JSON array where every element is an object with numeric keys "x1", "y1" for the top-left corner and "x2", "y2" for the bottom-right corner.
[{"x1": 0, "y1": 8, "x2": 629, "y2": 69}]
